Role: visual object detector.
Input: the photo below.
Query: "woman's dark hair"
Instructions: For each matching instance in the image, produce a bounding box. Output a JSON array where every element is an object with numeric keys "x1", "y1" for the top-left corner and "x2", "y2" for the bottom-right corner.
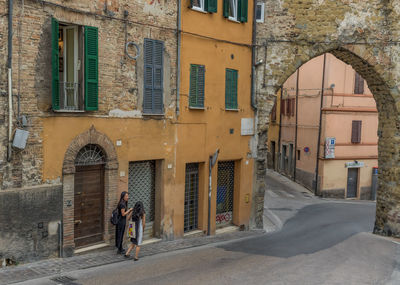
[
  {"x1": 132, "y1": 201, "x2": 145, "y2": 219},
  {"x1": 119, "y1": 191, "x2": 128, "y2": 208}
]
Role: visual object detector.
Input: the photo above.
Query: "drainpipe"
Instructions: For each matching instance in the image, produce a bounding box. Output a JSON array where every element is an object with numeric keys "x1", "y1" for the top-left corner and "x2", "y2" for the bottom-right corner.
[
  {"x1": 277, "y1": 87, "x2": 283, "y2": 171},
  {"x1": 176, "y1": 0, "x2": 181, "y2": 117},
  {"x1": 250, "y1": 0, "x2": 257, "y2": 110},
  {"x1": 314, "y1": 53, "x2": 327, "y2": 195},
  {"x1": 293, "y1": 70, "x2": 299, "y2": 181},
  {"x1": 7, "y1": 0, "x2": 13, "y2": 162}
]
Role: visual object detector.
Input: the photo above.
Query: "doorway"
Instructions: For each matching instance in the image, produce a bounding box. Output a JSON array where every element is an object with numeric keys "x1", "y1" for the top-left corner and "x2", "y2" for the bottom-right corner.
[
  {"x1": 73, "y1": 145, "x2": 106, "y2": 248},
  {"x1": 346, "y1": 168, "x2": 359, "y2": 198},
  {"x1": 184, "y1": 163, "x2": 199, "y2": 233},
  {"x1": 216, "y1": 161, "x2": 235, "y2": 227}
]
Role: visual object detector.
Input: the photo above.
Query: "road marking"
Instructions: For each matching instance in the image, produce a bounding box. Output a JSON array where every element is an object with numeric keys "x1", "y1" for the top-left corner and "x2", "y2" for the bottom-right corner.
[{"x1": 267, "y1": 190, "x2": 279, "y2": 198}]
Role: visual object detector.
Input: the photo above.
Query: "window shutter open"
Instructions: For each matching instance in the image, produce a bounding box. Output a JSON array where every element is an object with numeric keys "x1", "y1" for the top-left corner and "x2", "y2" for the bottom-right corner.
[
  {"x1": 144, "y1": 39, "x2": 154, "y2": 113},
  {"x1": 205, "y1": 0, "x2": 218, "y2": 13},
  {"x1": 238, "y1": 0, "x2": 248, "y2": 22},
  {"x1": 51, "y1": 17, "x2": 60, "y2": 110},
  {"x1": 351, "y1": 120, "x2": 362, "y2": 143},
  {"x1": 223, "y1": 0, "x2": 229, "y2": 17},
  {"x1": 281, "y1": 99, "x2": 285, "y2": 115},
  {"x1": 189, "y1": 65, "x2": 198, "y2": 107},
  {"x1": 232, "y1": 70, "x2": 238, "y2": 108},
  {"x1": 84, "y1": 26, "x2": 99, "y2": 111},
  {"x1": 198, "y1": 66, "x2": 205, "y2": 107},
  {"x1": 189, "y1": 64, "x2": 205, "y2": 108},
  {"x1": 271, "y1": 103, "x2": 276, "y2": 121}
]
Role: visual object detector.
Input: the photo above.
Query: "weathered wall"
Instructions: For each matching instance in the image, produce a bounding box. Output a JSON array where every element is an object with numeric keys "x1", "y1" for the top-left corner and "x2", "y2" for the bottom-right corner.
[
  {"x1": 253, "y1": 0, "x2": 400, "y2": 236},
  {"x1": 0, "y1": 185, "x2": 62, "y2": 262}
]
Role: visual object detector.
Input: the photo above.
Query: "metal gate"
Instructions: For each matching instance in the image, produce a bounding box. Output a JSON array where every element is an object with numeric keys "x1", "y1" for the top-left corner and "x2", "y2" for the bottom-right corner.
[
  {"x1": 347, "y1": 168, "x2": 358, "y2": 198},
  {"x1": 184, "y1": 163, "x2": 199, "y2": 233},
  {"x1": 216, "y1": 161, "x2": 235, "y2": 226},
  {"x1": 128, "y1": 161, "x2": 156, "y2": 239}
]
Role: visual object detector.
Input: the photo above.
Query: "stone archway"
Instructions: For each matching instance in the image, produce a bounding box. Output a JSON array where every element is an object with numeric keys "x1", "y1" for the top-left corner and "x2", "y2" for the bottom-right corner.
[
  {"x1": 251, "y1": 42, "x2": 400, "y2": 237},
  {"x1": 62, "y1": 126, "x2": 119, "y2": 256}
]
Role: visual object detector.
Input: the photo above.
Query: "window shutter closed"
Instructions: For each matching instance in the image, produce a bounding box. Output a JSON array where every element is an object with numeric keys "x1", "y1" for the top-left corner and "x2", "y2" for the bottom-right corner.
[
  {"x1": 281, "y1": 99, "x2": 285, "y2": 115},
  {"x1": 84, "y1": 26, "x2": 99, "y2": 111},
  {"x1": 291, "y1": 98, "x2": 295, "y2": 116},
  {"x1": 153, "y1": 41, "x2": 164, "y2": 113},
  {"x1": 223, "y1": 0, "x2": 229, "y2": 17},
  {"x1": 205, "y1": 0, "x2": 218, "y2": 13},
  {"x1": 51, "y1": 17, "x2": 60, "y2": 110},
  {"x1": 189, "y1": 64, "x2": 206, "y2": 108},
  {"x1": 238, "y1": 0, "x2": 248, "y2": 22},
  {"x1": 225, "y1": 69, "x2": 238, "y2": 109},
  {"x1": 351, "y1": 120, "x2": 362, "y2": 143},
  {"x1": 286, "y1": 98, "x2": 290, "y2": 115},
  {"x1": 354, "y1": 72, "x2": 364, "y2": 94}
]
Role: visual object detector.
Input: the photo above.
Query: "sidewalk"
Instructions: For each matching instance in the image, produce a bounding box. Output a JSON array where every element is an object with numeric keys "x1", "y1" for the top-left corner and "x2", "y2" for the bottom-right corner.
[{"x1": 0, "y1": 229, "x2": 264, "y2": 285}]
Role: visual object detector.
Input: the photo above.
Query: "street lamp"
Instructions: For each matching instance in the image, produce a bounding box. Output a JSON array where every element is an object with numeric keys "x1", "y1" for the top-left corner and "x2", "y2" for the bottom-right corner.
[{"x1": 208, "y1": 149, "x2": 219, "y2": 236}]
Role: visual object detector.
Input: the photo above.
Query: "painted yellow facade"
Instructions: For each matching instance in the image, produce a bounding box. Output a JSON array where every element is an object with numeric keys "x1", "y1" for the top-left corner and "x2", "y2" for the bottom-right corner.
[{"x1": 177, "y1": 1, "x2": 255, "y2": 235}]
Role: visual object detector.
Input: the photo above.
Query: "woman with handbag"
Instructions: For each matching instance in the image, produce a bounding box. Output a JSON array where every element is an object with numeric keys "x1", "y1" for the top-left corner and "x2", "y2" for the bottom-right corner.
[
  {"x1": 125, "y1": 201, "x2": 145, "y2": 261},
  {"x1": 116, "y1": 191, "x2": 133, "y2": 254}
]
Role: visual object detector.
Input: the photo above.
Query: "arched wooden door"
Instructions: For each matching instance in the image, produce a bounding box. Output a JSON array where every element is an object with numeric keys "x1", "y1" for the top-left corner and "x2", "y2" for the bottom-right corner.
[{"x1": 74, "y1": 145, "x2": 106, "y2": 248}]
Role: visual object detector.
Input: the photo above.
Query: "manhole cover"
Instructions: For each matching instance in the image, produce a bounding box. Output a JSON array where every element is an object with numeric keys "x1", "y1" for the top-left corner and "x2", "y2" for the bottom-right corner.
[{"x1": 50, "y1": 275, "x2": 79, "y2": 284}]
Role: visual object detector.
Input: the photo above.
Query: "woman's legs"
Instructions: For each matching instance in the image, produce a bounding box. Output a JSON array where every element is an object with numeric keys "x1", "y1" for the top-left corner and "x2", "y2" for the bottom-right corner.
[
  {"x1": 116, "y1": 223, "x2": 125, "y2": 253},
  {"x1": 134, "y1": 246, "x2": 141, "y2": 258},
  {"x1": 125, "y1": 244, "x2": 135, "y2": 256}
]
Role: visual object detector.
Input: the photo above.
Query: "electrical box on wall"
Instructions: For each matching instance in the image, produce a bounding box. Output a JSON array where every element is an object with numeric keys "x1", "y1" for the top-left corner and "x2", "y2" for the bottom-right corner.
[{"x1": 12, "y1": 129, "x2": 29, "y2": 149}]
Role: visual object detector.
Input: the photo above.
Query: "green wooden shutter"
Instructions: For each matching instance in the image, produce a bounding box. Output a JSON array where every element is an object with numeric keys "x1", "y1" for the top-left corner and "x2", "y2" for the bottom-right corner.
[
  {"x1": 239, "y1": 0, "x2": 248, "y2": 22},
  {"x1": 51, "y1": 17, "x2": 60, "y2": 110},
  {"x1": 189, "y1": 65, "x2": 198, "y2": 107},
  {"x1": 223, "y1": 0, "x2": 229, "y2": 17},
  {"x1": 225, "y1": 69, "x2": 238, "y2": 109},
  {"x1": 197, "y1": 65, "x2": 205, "y2": 107},
  {"x1": 84, "y1": 26, "x2": 99, "y2": 111},
  {"x1": 206, "y1": 0, "x2": 218, "y2": 13}
]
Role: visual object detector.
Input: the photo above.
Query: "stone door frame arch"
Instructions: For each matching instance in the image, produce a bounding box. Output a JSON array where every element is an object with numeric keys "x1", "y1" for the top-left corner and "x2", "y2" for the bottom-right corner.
[
  {"x1": 251, "y1": 43, "x2": 400, "y2": 237},
  {"x1": 62, "y1": 126, "x2": 119, "y2": 256}
]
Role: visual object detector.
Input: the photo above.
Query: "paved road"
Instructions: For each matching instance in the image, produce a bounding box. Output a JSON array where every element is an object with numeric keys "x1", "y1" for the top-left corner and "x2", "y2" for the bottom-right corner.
[{"x1": 23, "y1": 171, "x2": 400, "y2": 285}]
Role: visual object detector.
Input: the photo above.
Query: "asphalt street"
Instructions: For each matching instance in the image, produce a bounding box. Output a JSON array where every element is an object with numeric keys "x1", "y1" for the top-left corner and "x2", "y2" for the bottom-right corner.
[{"x1": 22, "y1": 171, "x2": 400, "y2": 285}]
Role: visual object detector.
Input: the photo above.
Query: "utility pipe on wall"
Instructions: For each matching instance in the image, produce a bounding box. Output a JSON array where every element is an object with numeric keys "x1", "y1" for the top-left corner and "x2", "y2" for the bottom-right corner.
[
  {"x1": 176, "y1": 0, "x2": 181, "y2": 117},
  {"x1": 7, "y1": 0, "x2": 13, "y2": 162},
  {"x1": 250, "y1": 0, "x2": 257, "y2": 110},
  {"x1": 314, "y1": 53, "x2": 327, "y2": 195}
]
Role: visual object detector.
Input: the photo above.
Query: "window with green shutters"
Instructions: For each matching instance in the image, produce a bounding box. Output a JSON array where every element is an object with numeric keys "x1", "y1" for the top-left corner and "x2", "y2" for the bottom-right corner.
[
  {"x1": 189, "y1": 64, "x2": 205, "y2": 108},
  {"x1": 143, "y1": 38, "x2": 164, "y2": 114},
  {"x1": 225, "y1": 69, "x2": 238, "y2": 110},
  {"x1": 51, "y1": 18, "x2": 99, "y2": 111},
  {"x1": 223, "y1": 0, "x2": 247, "y2": 22},
  {"x1": 191, "y1": 0, "x2": 218, "y2": 13}
]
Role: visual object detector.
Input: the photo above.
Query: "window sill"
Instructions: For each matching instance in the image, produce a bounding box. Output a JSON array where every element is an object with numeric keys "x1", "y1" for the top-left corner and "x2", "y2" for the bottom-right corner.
[
  {"x1": 189, "y1": 106, "x2": 205, "y2": 110},
  {"x1": 228, "y1": 17, "x2": 241, "y2": 23},
  {"x1": 142, "y1": 113, "x2": 165, "y2": 116},
  {"x1": 53, "y1": 109, "x2": 85, "y2": 113},
  {"x1": 191, "y1": 7, "x2": 208, "y2": 14},
  {"x1": 256, "y1": 19, "x2": 264, "y2": 23},
  {"x1": 225, "y1": 108, "x2": 239, "y2": 112}
]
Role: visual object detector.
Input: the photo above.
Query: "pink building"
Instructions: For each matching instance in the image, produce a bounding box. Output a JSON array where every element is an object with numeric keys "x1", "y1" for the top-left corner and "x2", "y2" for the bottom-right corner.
[{"x1": 277, "y1": 53, "x2": 378, "y2": 199}]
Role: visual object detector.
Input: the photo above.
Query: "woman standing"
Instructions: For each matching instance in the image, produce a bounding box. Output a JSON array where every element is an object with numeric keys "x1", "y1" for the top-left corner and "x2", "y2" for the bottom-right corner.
[
  {"x1": 125, "y1": 201, "x2": 145, "y2": 261},
  {"x1": 116, "y1": 191, "x2": 133, "y2": 254}
]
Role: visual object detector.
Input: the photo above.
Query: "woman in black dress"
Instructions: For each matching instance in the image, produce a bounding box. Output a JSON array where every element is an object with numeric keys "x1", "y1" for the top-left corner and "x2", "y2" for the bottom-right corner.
[{"x1": 115, "y1": 191, "x2": 133, "y2": 254}]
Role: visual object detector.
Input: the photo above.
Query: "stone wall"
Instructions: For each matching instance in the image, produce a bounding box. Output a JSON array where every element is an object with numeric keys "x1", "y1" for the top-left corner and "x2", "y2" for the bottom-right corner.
[
  {"x1": 0, "y1": 185, "x2": 63, "y2": 263},
  {"x1": 253, "y1": 0, "x2": 400, "y2": 236}
]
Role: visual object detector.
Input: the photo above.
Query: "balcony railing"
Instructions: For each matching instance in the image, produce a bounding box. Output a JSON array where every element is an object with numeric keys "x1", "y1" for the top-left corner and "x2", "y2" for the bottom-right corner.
[{"x1": 60, "y1": 81, "x2": 79, "y2": 110}]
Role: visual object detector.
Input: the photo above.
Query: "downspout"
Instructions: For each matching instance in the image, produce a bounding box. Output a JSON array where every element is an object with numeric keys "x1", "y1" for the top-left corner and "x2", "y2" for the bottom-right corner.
[
  {"x1": 293, "y1": 70, "x2": 299, "y2": 181},
  {"x1": 7, "y1": 0, "x2": 13, "y2": 162},
  {"x1": 277, "y1": 87, "x2": 283, "y2": 171},
  {"x1": 314, "y1": 53, "x2": 327, "y2": 195},
  {"x1": 250, "y1": 0, "x2": 257, "y2": 110},
  {"x1": 176, "y1": 0, "x2": 181, "y2": 117}
]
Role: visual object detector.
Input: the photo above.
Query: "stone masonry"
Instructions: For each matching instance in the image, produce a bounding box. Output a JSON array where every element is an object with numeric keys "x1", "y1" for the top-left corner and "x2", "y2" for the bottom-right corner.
[{"x1": 252, "y1": 0, "x2": 400, "y2": 237}]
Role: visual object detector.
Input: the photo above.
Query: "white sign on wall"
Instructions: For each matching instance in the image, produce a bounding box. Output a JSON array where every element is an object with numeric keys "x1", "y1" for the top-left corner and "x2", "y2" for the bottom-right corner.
[
  {"x1": 241, "y1": 118, "x2": 254, "y2": 136},
  {"x1": 325, "y1": 137, "x2": 336, "y2": 159},
  {"x1": 345, "y1": 161, "x2": 365, "y2": 168}
]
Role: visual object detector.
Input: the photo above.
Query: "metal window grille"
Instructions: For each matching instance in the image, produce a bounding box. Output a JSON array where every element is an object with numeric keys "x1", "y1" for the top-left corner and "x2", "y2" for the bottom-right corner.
[
  {"x1": 74, "y1": 144, "x2": 105, "y2": 166},
  {"x1": 184, "y1": 163, "x2": 199, "y2": 232},
  {"x1": 128, "y1": 161, "x2": 156, "y2": 222},
  {"x1": 216, "y1": 161, "x2": 235, "y2": 225}
]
